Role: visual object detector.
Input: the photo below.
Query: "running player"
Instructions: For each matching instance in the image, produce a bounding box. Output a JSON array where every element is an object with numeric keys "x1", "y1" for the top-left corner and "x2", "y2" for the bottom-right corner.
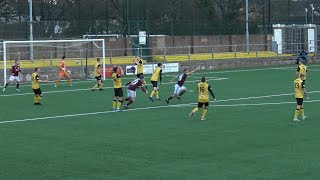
[
  {"x1": 166, "y1": 66, "x2": 199, "y2": 104},
  {"x1": 92, "y1": 58, "x2": 103, "y2": 91},
  {"x1": 55, "y1": 56, "x2": 72, "y2": 87},
  {"x1": 112, "y1": 66, "x2": 124, "y2": 112},
  {"x1": 134, "y1": 56, "x2": 147, "y2": 89},
  {"x1": 3, "y1": 60, "x2": 21, "y2": 92},
  {"x1": 297, "y1": 59, "x2": 307, "y2": 82},
  {"x1": 189, "y1": 77, "x2": 216, "y2": 121},
  {"x1": 124, "y1": 75, "x2": 148, "y2": 109},
  {"x1": 32, "y1": 68, "x2": 48, "y2": 105},
  {"x1": 149, "y1": 63, "x2": 163, "y2": 101},
  {"x1": 293, "y1": 73, "x2": 308, "y2": 122}
]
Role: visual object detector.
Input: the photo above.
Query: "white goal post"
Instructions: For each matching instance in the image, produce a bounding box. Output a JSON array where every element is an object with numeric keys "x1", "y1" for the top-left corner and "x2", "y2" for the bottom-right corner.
[{"x1": 2, "y1": 39, "x2": 106, "y2": 85}]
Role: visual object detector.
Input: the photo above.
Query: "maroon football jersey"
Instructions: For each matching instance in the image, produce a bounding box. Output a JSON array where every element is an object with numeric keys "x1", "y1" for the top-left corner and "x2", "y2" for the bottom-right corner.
[
  {"x1": 128, "y1": 78, "x2": 144, "y2": 91},
  {"x1": 11, "y1": 65, "x2": 21, "y2": 76},
  {"x1": 177, "y1": 73, "x2": 187, "y2": 87}
]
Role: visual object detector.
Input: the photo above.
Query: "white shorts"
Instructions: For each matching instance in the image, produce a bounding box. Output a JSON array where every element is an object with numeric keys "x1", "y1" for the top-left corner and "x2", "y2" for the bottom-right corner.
[
  {"x1": 127, "y1": 89, "x2": 137, "y2": 98},
  {"x1": 9, "y1": 76, "x2": 20, "y2": 82},
  {"x1": 174, "y1": 84, "x2": 186, "y2": 95}
]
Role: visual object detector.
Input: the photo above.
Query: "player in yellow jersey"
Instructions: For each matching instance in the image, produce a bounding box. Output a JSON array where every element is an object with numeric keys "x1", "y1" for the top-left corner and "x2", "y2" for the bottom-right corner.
[
  {"x1": 112, "y1": 66, "x2": 124, "y2": 112},
  {"x1": 32, "y1": 68, "x2": 48, "y2": 105},
  {"x1": 293, "y1": 73, "x2": 309, "y2": 122},
  {"x1": 189, "y1": 77, "x2": 216, "y2": 121},
  {"x1": 296, "y1": 60, "x2": 307, "y2": 82},
  {"x1": 92, "y1": 58, "x2": 104, "y2": 91},
  {"x1": 149, "y1": 63, "x2": 163, "y2": 101},
  {"x1": 134, "y1": 56, "x2": 148, "y2": 89}
]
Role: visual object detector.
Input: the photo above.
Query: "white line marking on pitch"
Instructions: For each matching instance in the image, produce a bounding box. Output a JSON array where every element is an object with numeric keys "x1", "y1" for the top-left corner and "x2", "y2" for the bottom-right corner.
[
  {"x1": 0, "y1": 78, "x2": 229, "y2": 97},
  {"x1": 1, "y1": 92, "x2": 320, "y2": 125}
]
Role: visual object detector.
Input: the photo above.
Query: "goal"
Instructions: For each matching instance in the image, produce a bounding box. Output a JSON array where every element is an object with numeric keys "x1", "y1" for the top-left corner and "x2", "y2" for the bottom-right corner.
[{"x1": 1, "y1": 39, "x2": 106, "y2": 85}]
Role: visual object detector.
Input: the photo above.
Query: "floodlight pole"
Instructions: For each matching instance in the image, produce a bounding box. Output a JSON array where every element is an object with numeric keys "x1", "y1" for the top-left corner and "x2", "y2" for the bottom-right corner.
[
  {"x1": 305, "y1": 8, "x2": 308, "y2": 24},
  {"x1": 245, "y1": 0, "x2": 250, "y2": 52},
  {"x1": 310, "y1": 4, "x2": 315, "y2": 24},
  {"x1": 29, "y1": 0, "x2": 34, "y2": 61}
]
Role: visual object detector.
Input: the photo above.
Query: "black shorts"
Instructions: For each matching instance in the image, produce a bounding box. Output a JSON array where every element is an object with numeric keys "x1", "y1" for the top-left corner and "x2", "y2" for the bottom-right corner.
[
  {"x1": 114, "y1": 88, "x2": 123, "y2": 97},
  {"x1": 33, "y1": 88, "x2": 42, "y2": 95},
  {"x1": 95, "y1": 75, "x2": 102, "y2": 81},
  {"x1": 198, "y1": 102, "x2": 209, "y2": 108},
  {"x1": 296, "y1": 98, "x2": 303, "y2": 106},
  {"x1": 151, "y1": 81, "x2": 158, "y2": 88},
  {"x1": 137, "y1": 73, "x2": 143, "y2": 78}
]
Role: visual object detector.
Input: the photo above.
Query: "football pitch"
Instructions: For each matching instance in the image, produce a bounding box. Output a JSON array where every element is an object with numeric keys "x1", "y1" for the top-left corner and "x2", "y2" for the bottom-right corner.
[{"x1": 1, "y1": 65, "x2": 320, "y2": 180}]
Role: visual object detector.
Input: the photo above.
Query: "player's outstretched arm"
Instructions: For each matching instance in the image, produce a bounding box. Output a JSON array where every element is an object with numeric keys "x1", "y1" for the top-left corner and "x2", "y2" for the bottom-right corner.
[
  {"x1": 187, "y1": 66, "x2": 200, "y2": 75},
  {"x1": 118, "y1": 66, "x2": 124, "y2": 76},
  {"x1": 159, "y1": 70, "x2": 163, "y2": 84},
  {"x1": 208, "y1": 85, "x2": 216, "y2": 102},
  {"x1": 170, "y1": 76, "x2": 178, "y2": 82}
]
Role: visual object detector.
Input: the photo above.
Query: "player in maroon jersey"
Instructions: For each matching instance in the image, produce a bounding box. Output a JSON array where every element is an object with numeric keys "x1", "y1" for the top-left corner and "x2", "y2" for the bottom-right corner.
[
  {"x1": 165, "y1": 66, "x2": 199, "y2": 104},
  {"x1": 124, "y1": 75, "x2": 148, "y2": 109},
  {"x1": 3, "y1": 60, "x2": 21, "y2": 92}
]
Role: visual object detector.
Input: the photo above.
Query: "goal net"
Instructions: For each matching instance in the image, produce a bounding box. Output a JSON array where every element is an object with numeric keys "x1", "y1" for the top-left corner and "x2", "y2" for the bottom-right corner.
[{"x1": 1, "y1": 39, "x2": 106, "y2": 85}]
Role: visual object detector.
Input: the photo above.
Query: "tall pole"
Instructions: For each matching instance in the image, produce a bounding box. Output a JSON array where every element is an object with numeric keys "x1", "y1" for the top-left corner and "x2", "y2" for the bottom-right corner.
[
  {"x1": 310, "y1": 4, "x2": 314, "y2": 24},
  {"x1": 29, "y1": 0, "x2": 33, "y2": 61},
  {"x1": 305, "y1": 8, "x2": 308, "y2": 24},
  {"x1": 245, "y1": 0, "x2": 249, "y2": 52}
]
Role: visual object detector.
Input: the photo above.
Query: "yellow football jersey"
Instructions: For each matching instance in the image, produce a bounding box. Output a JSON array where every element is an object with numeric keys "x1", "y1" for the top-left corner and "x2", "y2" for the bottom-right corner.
[
  {"x1": 198, "y1": 82, "x2": 210, "y2": 103},
  {"x1": 298, "y1": 64, "x2": 307, "y2": 80},
  {"x1": 94, "y1": 63, "x2": 101, "y2": 77},
  {"x1": 136, "y1": 59, "x2": 144, "y2": 74},
  {"x1": 294, "y1": 78, "x2": 305, "y2": 98},
  {"x1": 32, "y1": 72, "x2": 40, "y2": 89},
  {"x1": 112, "y1": 72, "x2": 122, "y2": 88},
  {"x1": 151, "y1": 67, "x2": 162, "y2": 81}
]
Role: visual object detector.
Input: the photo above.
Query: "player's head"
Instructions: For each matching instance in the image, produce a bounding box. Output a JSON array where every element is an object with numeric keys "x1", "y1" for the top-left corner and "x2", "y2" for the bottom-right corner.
[
  {"x1": 158, "y1": 63, "x2": 163, "y2": 68},
  {"x1": 15, "y1": 60, "x2": 19, "y2": 65},
  {"x1": 201, "y1": 76, "x2": 206, "y2": 83},
  {"x1": 299, "y1": 73, "x2": 306, "y2": 79},
  {"x1": 139, "y1": 74, "x2": 144, "y2": 79},
  {"x1": 113, "y1": 66, "x2": 118, "y2": 73},
  {"x1": 97, "y1": 58, "x2": 100, "y2": 62},
  {"x1": 62, "y1": 56, "x2": 65, "y2": 60},
  {"x1": 35, "y1": 67, "x2": 40, "y2": 73}
]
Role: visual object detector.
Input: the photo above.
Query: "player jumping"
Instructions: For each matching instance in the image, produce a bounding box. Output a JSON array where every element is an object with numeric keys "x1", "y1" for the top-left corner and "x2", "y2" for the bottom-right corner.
[
  {"x1": 32, "y1": 68, "x2": 48, "y2": 105},
  {"x1": 3, "y1": 60, "x2": 21, "y2": 92},
  {"x1": 124, "y1": 75, "x2": 148, "y2": 109},
  {"x1": 189, "y1": 77, "x2": 216, "y2": 121},
  {"x1": 55, "y1": 56, "x2": 72, "y2": 87},
  {"x1": 293, "y1": 73, "x2": 308, "y2": 122},
  {"x1": 92, "y1": 58, "x2": 103, "y2": 91},
  {"x1": 134, "y1": 56, "x2": 148, "y2": 89},
  {"x1": 112, "y1": 66, "x2": 124, "y2": 112},
  {"x1": 166, "y1": 66, "x2": 199, "y2": 104},
  {"x1": 149, "y1": 63, "x2": 163, "y2": 101}
]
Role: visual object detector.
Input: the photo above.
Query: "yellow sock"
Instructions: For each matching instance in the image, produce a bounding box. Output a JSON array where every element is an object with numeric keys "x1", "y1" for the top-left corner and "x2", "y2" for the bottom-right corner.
[
  {"x1": 300, "y1": 109, "x2": 305, "y2": 117},
  {"x1": 34, "y1": 96, "x2": 38, "y2": 103},
  {"x1": 193, "y1": 107, "x2": 199, "y2": 113},
  {"x1": 156, "y1": 90, "x2": 159, "y2": 99},
  {"x1": 202, "y1": 109, "x2": 208, "y2": 119},
  {"x1": 99, "y1": 83, "x2": 103, "y2": 89},
  {"x1": 113, "y1": 100, "x2": 117, "y2": 109},
  {"x1": 92, "y1": 84, "x2": 98, "y2": 90},
  {"x1": 38, "y1": 96, "x2": 43, "y2": 103},
  {"x1": 150, "y1": 90, "x2": 155, "y2": 97},
  {"x1": 117, "y1": 101, "x2": 122, "y2": 109},
  {"x1": 294, "y1": 109, "x2": 300, "y2": 118},
  {"x1": 144, "y1": 80, "x2": 147, "y2": 86}
]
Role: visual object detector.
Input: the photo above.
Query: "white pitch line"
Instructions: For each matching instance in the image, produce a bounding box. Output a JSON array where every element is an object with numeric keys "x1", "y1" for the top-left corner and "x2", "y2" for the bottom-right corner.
[
  {"x1": 0, "y1": 78, "x2": 229, "y2": 97},
  {"x1": 1, "y1": 93, "x2": 320, "y2": 125}
]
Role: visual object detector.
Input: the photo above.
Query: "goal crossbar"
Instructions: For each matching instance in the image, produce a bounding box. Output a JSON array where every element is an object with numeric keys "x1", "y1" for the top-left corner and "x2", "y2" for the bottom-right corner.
[{"x1": 2, "y1": 39, "x2": 106, "y2": 85}]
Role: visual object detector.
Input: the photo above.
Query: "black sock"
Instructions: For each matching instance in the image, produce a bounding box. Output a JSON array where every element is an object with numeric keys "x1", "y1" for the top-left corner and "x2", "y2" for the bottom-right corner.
[
  {"x1": 179, "y1": 91, "x2": 186, "y2": 96},
  {"x1": 4, "y1": 83, "x2": 8, "y2": 88},
  {"x1": 167, "y1": 96, "x2": 173, "y2": 101},
  {"x1": 16, "y1": 83, "x2": 20, "y2": 89}
]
